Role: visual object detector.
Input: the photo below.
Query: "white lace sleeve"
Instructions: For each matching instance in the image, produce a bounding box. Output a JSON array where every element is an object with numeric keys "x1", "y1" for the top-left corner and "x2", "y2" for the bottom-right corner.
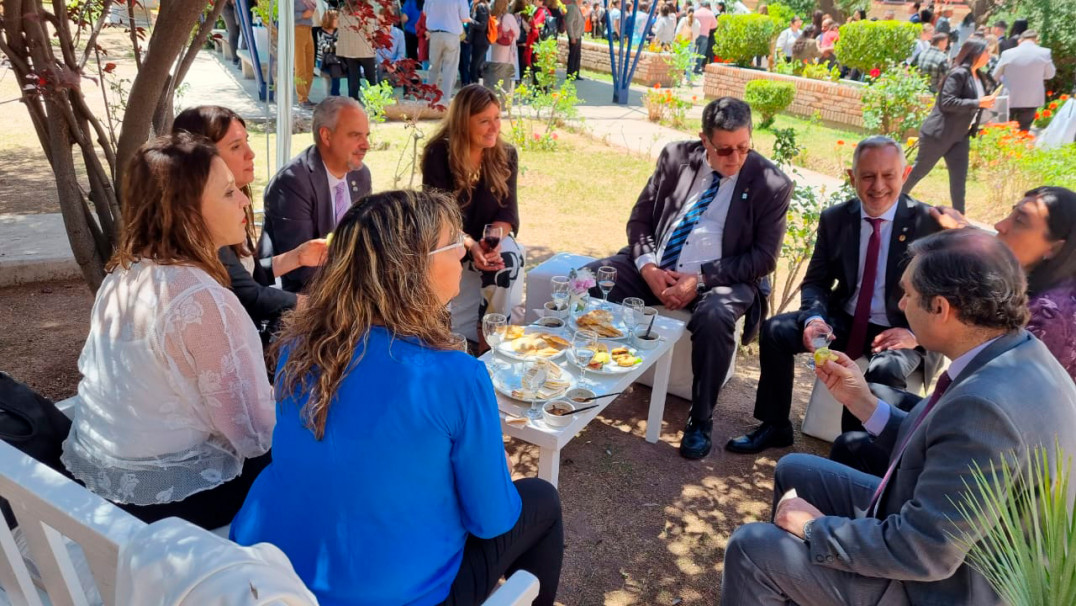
[{"x1": 160, "y1": 285, "x2": 275, "y2": 459}]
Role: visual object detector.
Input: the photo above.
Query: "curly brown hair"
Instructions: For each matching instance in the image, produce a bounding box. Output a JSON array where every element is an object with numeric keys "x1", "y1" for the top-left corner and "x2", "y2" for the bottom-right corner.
[
  {"x1": 272, "y1": 189, "x2": 463, "y2": 440},
  {"x1": 107, "y1": 134, "x2": 229, "y2": 286}
]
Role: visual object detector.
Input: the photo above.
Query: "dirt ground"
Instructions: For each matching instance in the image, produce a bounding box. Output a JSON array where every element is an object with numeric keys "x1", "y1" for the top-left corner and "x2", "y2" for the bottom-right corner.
[{"x1": 0, "y1": 277, "x2": 827, "y2": 605}]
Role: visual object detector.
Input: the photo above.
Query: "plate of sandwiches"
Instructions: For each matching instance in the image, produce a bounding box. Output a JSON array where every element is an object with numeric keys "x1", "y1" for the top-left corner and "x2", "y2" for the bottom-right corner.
[
  {"x1": 497, "y1": 326, "x2": 571, "y2": 361},
  {"x1": 492, "y1": 359, "x2": 574, "y2": 402},
  {"x1": 568, "y1": 342, "x2": 643, "y2": 374},
  {"x1": 571, "y1": 309, "x2": 628, "y2": 340}
]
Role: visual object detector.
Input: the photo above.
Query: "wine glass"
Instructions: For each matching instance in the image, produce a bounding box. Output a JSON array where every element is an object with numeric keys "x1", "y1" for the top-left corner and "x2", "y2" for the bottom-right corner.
[
  {"x1": 482, "y1": 224, "x2": 504, "y2": 252},
  {"x1": 597, "y1": 266, "x2": 617, "y2": 309},
  {"x1": 572, "y1": 329, "x2": 599, "y2": 388},
  {"x1": 622, "y1": 297, "x2": 645, "y2": 345},
  {"x1": 550, "y1": 276, "x2": 570, "y2": 314},
  {"x1": 448, "y1": 332, "x2": 470, "y2": 353},
  {"x1": 520, "y1": 357, "x2": 548, "y2": 420},
  {"x1": 483, "y1": 313, "x2": 508, "y2": 370}
]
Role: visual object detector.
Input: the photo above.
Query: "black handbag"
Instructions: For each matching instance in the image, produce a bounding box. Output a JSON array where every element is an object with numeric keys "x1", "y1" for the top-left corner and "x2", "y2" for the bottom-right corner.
[
  {"x1": 0, "y1": 372, "x2": 74, "y2": 528},
  {"x1": 322, "y1": 50, "x2": 347, "y2": 79}
]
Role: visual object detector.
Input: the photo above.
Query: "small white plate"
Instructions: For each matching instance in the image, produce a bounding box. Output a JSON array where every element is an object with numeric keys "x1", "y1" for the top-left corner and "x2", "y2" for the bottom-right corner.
[
  {"x1": 491, "y1": 367, "x2": 575, "y2": 402},
  {"x1": 567, "y1": 343, "x2": 643, "y2": 374},
  {"x1": 568, "y1": 312, "x2": 632, "y2": 341},
  {"x1": 496, "y1": 327, "x2": 570, "y2": 361}
]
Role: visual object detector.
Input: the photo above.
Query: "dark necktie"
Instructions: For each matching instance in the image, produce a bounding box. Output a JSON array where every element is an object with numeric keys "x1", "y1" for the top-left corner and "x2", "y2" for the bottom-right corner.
[
  {"x1": 846, "y1": 217, "x2": 884, "y2": 360},
  {"x1": 659, "y1": 172, "x2": 721, "y2": 271},
  {"x1": 868, "y1": 371, "x2": 953, "y2": 516}
]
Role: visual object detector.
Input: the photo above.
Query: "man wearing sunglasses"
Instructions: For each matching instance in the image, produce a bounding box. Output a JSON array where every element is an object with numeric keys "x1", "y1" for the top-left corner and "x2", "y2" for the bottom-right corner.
[{"x1": 584, "y1": 97, "x2": 793, "y2": 460}]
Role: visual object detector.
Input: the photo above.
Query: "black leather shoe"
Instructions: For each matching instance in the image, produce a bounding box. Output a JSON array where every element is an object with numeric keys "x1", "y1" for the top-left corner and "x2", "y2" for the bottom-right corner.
[
  {"x1": 725, "y1": 422, "x2": 794, "y2": 454},
  {"x1": 679, "y1": 419, "x2": 713, "y2": 460}
]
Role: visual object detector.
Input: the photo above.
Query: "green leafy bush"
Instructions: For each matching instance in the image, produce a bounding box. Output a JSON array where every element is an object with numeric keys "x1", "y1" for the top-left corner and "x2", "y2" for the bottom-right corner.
[
  {"x1": 766, "y1": 3, "x2": 797, "y2": 29},
  {"x1": 834, "y1": 20, "x2": 920, "y2": 73},
  {"x1": 744, "y1": 79, "x2": 795, "y2": 129},
  {"x1": 711, "y1": 14, "x2": 780, "y2": 67},
  {"x1": 861, "y1": 63, "x2": 932, "y2": 139},
  {"x1": 800, "y1": 60, "x2": 841, "y2": 82}
]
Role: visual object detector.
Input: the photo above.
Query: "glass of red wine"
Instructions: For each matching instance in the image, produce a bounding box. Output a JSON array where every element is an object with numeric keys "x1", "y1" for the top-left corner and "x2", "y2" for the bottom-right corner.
[{"x1": 482, "y1": 224, "x2": 503, "y2": 251}]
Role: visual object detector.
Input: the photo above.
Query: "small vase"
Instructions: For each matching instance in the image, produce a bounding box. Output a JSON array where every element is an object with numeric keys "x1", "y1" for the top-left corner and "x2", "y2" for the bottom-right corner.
[{"x1": 569, "y1": 292, "x2": 590, "y2": 315}]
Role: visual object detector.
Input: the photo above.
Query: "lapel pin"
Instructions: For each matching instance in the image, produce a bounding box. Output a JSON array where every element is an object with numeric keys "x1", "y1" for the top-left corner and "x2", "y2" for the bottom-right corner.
[{"x1": 898, "y1": 234, "x2": 907, "y2": 242}]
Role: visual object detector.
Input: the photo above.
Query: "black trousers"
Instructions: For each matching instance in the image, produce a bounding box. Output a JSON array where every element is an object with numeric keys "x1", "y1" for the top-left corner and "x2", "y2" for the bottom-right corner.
[
  {"x1": 1011, "y1": 107, "x2": 1037, "y2": 131},
  {"x1": 470, "y1": 42, "x2": 489, "y2": 87},
  {"x1": 116, "y1": 452, "x2": 271, "y2": 531},
  {"x1": 902, "y1": 133, "x2": 970, "y2": 213},
  {"x1": 442, "y1": 478, "x2": 563, "y2": 606},
  {"x1": 405, "y1": 30, "x2": 420, "y2": 61},
  {"x1": 585, "y1": 251, "x2": 754, "y2": 425},
  {"x1": 221, "y1": 2, "x2": 241, "y2": 64},
  {"x1": 344, "y1": 57, "x2": 378, "y2": 100},
  {"x1": 751, "y1": 310, "x2": 924, "y2": 429},
  {"x1": 460, "y1": 40, "x2": 474, "y2": 85},
  {"x1": 566, "y1": 38, "x2": 582, "y2": 78}
]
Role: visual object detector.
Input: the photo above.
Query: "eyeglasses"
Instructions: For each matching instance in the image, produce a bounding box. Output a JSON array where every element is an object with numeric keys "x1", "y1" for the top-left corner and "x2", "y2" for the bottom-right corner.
[
  {"x1": 704, "y1": 137, "x2": 752, "y2": 157},
  {"x1": 428, "y1": 232, "x2": 466, "y2": 256}
]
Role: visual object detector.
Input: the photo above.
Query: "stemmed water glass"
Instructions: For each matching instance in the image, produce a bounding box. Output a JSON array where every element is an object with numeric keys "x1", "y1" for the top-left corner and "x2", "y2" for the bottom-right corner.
[
  {"x1": 622, "y1": 297, "x2": 645, "y2": 346},
  {"x1": 551, "y1": 276, "x2": 570, "y2": 313},
  {"x1": 483, "y1": 313, "x2": 508, "y2": 370},
  {"x1": 521, "y1": 357, "x2": 548, "y2": 421},
  {"x1": 597, "y1": 266, "x2": 617, "y2": 309},
  {"x1": 572, "y1": 329, "x2": 599, "y2": 388}
]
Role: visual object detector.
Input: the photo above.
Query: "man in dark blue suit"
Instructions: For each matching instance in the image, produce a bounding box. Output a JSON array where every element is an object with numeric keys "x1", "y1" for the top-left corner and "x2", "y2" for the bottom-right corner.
[{"x1": 262, "y1": 97, "x2": 372, "y2": 292}]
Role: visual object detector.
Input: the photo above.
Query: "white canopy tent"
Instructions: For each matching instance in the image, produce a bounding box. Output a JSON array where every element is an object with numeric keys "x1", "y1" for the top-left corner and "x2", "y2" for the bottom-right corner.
[{"x1": 275, "y1": 0, "x2": 295, "y2": 171}]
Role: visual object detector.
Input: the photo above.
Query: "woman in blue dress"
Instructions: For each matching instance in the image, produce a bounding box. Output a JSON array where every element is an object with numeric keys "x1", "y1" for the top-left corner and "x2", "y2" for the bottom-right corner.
[{"x1": 231, "y1": 189, "x2": 563, "y2": 606}]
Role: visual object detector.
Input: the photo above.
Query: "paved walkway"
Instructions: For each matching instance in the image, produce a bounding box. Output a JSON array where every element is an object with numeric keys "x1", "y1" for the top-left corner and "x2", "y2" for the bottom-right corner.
[{"x1": 0, "y1": 49, "x2": 844, "y2": 285}]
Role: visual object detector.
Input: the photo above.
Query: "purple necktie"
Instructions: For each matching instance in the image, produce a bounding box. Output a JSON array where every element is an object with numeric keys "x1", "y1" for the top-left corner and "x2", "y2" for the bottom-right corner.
[
  {"x1": 868, "y1": 371, "x2": 953, "y2": 516},
  {"x1": 846, "y1": 217, "x2": 884, "y2": 360},
  {"x1": 334, "y1": 180, "x2": 349, "y2": 224}
]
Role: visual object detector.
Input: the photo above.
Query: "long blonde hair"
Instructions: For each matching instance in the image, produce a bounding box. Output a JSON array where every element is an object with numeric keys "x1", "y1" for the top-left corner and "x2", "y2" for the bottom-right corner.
[
  {"x1": 273, "y1": 189, "x2": 462, "y2": 440},
  {"x1": 423, "y1": 84, "x2": 513, "y2": 207},
  {"x1": 108, "y1": 134, "x2": 229, "y2": 286}
]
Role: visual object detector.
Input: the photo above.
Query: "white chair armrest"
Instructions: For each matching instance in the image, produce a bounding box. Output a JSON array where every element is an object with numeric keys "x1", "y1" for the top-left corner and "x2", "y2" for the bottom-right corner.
[{"x1": 482, "y1": 570, "x2": 539, "y2": 606}]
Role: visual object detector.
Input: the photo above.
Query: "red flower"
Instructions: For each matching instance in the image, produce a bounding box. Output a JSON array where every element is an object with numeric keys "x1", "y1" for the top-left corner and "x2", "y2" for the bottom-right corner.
[
  {"x1": 1035, "y1": 111, "x2": 1042, "y2": 119},
  {"x1": 836, "y1": 140, "x2": 845, "y2": 146},
  {"x1": 1049, "y1": 101, "x2": 1059, "y2": 110},
  {"x1": 1044, "y1": 109, "x2": 1053, "y2": 118},
  {"x1": 869, "y1": 68, "x2": 881, "y2": 79},
  {"x1": 103, "y1": 62, "x2": 117, "y2": 74},
  {"x1": 1062, "y1": 94, "x2": 1071, "y2": 101},
  {"x1": 552, "y1": 133, "x2": 558, "y2": 140},
  {"x1": 533, "y1": 133, "x2": 540, "y2": 140}
]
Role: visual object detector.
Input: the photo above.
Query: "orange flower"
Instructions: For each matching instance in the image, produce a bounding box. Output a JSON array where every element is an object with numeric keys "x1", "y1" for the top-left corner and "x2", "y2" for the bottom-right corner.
[
  {"x1": 836, "y1": 140, "x2": 845, "y2": 146},
  {"x1": 1049, "y1": 101, "x2": 1059, "y2": 110},
  {"x1": 692, "y1": 95, "x2": 697, "y2": 101},
  {"x1": 1048, "y1": 90, "x2": 1054, "y2": 97},
  {"x1": 653, "y1": 83, "x2": 660, "y2": 89},
  {"x1": 1044, "y1": 109, "x2": 1053, "y2": 118},
  {"x1": 1062, "y1": 94, "x2": 1071, "y2": 101},
  {"x1": 1036, "y1": 111, "x2": 1042, "y2": 119}
]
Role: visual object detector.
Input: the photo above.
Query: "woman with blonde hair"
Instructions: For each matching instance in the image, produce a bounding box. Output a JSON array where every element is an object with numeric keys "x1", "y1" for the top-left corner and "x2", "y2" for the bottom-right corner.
[
  {"x1": 230, "y1": 189, "x2": 563, "y2": 605},
  {"x1": 421, "y1": 83, "x2": 523, "y2": 342},
  {"x1": 61, "y1": 134, "x2": 275, "y2": 529}
]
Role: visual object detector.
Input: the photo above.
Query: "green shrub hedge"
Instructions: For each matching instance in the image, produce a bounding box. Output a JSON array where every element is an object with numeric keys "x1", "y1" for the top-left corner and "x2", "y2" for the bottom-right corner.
[
  {"x1": 744, "y1": 79, "x2": 796, "y2": 129},
  {"x1": 712, "y1": 14, "x2": 781, "y2": 67},
  {"x1": 834, "y1": 20, "x2": 920, "y2": 73}
]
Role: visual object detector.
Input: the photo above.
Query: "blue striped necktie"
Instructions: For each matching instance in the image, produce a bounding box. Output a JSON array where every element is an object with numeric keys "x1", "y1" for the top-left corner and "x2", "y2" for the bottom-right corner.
[{"x1": 659, "y1": 172, "x2": 721, "y2": 271}]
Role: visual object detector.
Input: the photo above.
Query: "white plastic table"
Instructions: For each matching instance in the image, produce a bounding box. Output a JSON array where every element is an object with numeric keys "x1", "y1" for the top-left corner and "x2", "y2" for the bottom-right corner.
[{"x1": 479, "y1": 308, "x2": 686, "y2": 487}]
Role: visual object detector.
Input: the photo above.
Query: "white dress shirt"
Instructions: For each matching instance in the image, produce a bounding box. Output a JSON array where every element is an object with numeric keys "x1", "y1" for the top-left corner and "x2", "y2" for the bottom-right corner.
[
  {"x1": 776, "y1": 27, "x2": 801, "y2": 57},
  {"x1": 864, "y1": 337, "x2": 1000, "y2": 435},
  {"x1": 635, "y1": 170, "x2": 739, "y2": 276},
  {"x1": 842, "y1": 202, "x2": 900, "y2": 327}
]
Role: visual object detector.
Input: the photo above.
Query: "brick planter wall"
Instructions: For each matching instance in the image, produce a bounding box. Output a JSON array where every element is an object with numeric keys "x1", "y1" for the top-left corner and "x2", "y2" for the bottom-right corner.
[
  {"x1": 703, "y1": 64, "x2": 869, "y2": 128},
  {"x1": 556, "y1": 39, "x2": 676, "y2": 88}
]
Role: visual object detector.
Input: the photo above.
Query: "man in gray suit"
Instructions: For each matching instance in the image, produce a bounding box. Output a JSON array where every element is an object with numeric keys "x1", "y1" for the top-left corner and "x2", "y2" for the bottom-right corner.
[
  {"x1": 721, "y1": 229, "x2": 1076, "y2": 605},
  {"x1": 993, "y1": 29, "x2": 1057, "y2": 131},
  {"x1": 262, "y1": 97, "x2": 372, "y2": 292}
]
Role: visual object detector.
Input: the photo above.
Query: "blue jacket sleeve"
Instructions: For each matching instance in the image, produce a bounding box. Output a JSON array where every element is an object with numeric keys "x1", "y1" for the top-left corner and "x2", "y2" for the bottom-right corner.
[{"x1": 451, "y1": 363, "x2": 522, "y2": 539}]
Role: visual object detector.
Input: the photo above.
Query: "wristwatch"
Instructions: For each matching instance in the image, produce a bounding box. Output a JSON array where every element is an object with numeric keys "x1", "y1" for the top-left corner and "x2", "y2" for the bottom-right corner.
[{"x1": 802, "y1": 519, "x2": 815, "y2": 545}]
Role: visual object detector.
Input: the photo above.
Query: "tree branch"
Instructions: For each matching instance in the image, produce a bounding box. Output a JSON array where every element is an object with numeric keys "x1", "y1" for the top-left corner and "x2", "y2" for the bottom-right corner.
[
  {"x1": 126, "y1": 0, "x2": 143, "y2": 70},
  {"x1": 78, "y1": 1, "x2": 115, "y2": 71},
  {"x1": 173, "y1": 0, "x2": 226, "y2": 87}
]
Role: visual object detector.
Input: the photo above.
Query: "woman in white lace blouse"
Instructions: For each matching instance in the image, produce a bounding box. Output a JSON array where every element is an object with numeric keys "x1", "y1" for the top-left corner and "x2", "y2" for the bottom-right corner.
[{"x1": 61, "y1": 134, "x2": 275, "y2": 529}]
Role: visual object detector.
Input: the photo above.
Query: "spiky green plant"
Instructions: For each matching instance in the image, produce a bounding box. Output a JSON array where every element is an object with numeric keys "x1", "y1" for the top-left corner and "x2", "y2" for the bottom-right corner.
[{"x1": 948, "y1": 444, "x2": 1076, "y2": 606}]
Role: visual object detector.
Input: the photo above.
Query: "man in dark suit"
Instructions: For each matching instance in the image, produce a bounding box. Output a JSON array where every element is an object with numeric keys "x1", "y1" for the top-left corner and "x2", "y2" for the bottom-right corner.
[
  {"x1": 720, "y1": 229, "x2": 1076, "y2": 605},
  {"x1": 585, "y1": 97, "x2": 794, "y2": 460},
  {"x1": 262, "y1": 96, "x2": 372, "y2": 292},
  {"x1": 727, "y1": 136, "x2": 941, "y2": 455}
]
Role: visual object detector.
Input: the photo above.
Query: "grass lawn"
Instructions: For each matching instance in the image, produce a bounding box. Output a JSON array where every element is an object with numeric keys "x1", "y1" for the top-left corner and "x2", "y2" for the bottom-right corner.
[
  {"x1": 246, "y1": 121, "x2": 657, "y2": 267},
  {"x1": 680, "y1": 113, "x2": 1004, "y2": 224}
]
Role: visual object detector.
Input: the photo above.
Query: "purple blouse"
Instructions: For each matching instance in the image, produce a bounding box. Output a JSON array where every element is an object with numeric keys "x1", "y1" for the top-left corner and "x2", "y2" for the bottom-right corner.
[{"x1": 1027, "y1": 279, "x2": 1076, "y2": 382}]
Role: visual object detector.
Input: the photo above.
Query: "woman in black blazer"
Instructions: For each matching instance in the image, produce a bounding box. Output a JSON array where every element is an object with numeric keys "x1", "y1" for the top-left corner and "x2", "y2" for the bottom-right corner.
[
  {"x1": 902, "y1": 39, "x2": 998, "y2": 214},
  {"x1": 173, "y1": 106, "x2": 327, "y2": 341}
]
